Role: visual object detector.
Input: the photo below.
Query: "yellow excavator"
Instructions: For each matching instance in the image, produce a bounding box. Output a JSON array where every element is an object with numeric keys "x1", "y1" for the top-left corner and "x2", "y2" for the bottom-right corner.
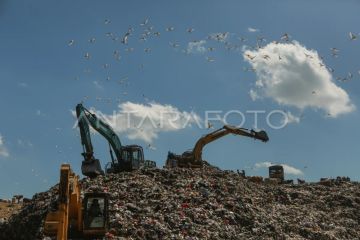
[
  {"x1": 44, "y1": 164, "x2": 109, "y2": 239},
  {"x1": 166, "y1": 125, "x2": 269, "y2": 168}
]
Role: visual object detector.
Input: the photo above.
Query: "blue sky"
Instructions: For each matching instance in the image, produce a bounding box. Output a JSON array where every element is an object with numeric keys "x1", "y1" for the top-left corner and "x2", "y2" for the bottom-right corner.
[{"x1": 0, "y1": 0, "x2": 360, "y2": 198}]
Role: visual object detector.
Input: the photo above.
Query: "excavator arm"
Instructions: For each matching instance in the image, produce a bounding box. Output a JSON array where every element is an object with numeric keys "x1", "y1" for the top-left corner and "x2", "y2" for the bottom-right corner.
[
  {"x1": 193, "y1": 125, "x2": 268, "y2": 161},
  {"x1": 76, "y1": 104, "x2": 123, "y2": 162},
  {"x1": 76, "y1": 103, "x2": 123, "y2": 177},
  {"x1": 44, "y1": 164, "x2": 82, "y2": 239},
  {"x1": 166, "y1": 125, "x2": 269, "y2": 168},
  {"x1": 76, "y1": 104, "x2": 95, "y2": 161}
]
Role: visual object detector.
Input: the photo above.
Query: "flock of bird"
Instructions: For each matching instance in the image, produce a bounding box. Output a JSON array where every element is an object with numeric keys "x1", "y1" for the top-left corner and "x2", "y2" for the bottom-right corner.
[
  {"x1": 67, "y1": 18, "x2": 359, "y2": 106},
  {"x1": 64, "y1": 18, "x2": 360, "y2": 126}
]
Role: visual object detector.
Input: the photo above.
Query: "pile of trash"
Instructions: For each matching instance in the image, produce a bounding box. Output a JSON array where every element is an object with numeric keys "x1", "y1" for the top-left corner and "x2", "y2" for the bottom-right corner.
[{"x1": 1, "y1": 167, "x2": 360, "y2": 239}]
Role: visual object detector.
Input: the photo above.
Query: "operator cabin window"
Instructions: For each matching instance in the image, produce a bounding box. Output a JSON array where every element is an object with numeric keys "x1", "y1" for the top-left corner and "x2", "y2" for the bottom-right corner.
[
  {"x1": 84, "y1": 197, "x2": 105, "y2": 228},
  {"x1": 132, "y1": 150, "x2": 140, "y2": 168},
  {"x1": 122, "y1": 151, "x2": 130, "y2": 162},
  {"x1": 132, "y1": 150, "x2": 140, "y2": 161}
]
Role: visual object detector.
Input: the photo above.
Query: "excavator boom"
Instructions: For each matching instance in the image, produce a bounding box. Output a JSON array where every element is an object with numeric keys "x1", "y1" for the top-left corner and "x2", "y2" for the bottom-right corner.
[
  {"x1": 44, "y1": 164, "x2": 82, "y2": 239},
  {"x1": 76, "y1": 104, "x2": 124, "y2": 177},
  {"x1": 166, "y1": 125, "x2": 269, "y2": 168}
]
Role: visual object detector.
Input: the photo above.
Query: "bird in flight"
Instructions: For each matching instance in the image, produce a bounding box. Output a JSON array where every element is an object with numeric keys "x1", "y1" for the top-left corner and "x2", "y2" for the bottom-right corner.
[
  {"x1": 238, "y1": 37, "x2": 247, "y2": 42},
  {"x1": 84, "y1": 52, "x2": 91, "y2": 60},
  {"x1": 330, "y1": 47, "x2": 339, "y2": 57},
  {"x1": 349, "y1": 32, "x2": 357, "y2": 40},
  {"x1": 169, "y1": 42, "x2": 180, "y2": 48},
  {"x1": 187, "y1": 28, "x2": 195, "y2": 33},
  {"x1": 140, "y1": 18, "x2": 149, "y2": 26},
  {"x1": 206, "y1": 57, "x2": 215, "y2": 62},
  {"x1": 147, "y1": 144, "x2": 156, "y2": 150},
  {"x1": 68, "y1": 40, "x2": 75, "y2": 46},
  {"x1": 262, "y1": 55, "x2": 271, "y2": 60},
  {"x1": 281, "y1": 33, "x2": 290, "y2": 42},
  {"x1": 245, "y1": 54, "x2": 256, "y2": 60},
  {"x1": 304, "y1": 53, "x2": 313, "y2": 59},
  {"x1": 327, "y1": 66, "x2": 334, "y2": 73},
  {"x1": 113, "y1": 50, "x2": 121, "y2": 61},
  {"x1": 121, "y1": 32, "x2": 130, "y2": 44}
]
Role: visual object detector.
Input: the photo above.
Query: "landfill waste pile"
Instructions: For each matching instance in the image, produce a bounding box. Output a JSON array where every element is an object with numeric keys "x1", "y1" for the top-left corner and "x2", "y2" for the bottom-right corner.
[
  {"x1": 0, "y1": 202, "x2": 22, "y2": 225},
  {"x1": 1, "y1": 167, "x2": 359, "y2": 240}
]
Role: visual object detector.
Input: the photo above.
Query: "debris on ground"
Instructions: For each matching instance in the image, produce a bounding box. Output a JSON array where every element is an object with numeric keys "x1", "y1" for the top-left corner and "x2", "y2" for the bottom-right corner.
[
  {"x1": 0, "y1": 201, "x2": 22, "y2": 225},
  {"x1": 1, "y1": 167, "x2": 359, "y2": 239}
]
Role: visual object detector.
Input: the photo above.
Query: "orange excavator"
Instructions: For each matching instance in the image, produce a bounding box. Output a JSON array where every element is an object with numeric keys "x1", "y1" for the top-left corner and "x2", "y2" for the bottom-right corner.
[
  {"x1": 44, "y1": 164, "x2": 109, "y2": 239},
  {"x1": 166, "y1": 125, "x2": 269, "y2": 168}
]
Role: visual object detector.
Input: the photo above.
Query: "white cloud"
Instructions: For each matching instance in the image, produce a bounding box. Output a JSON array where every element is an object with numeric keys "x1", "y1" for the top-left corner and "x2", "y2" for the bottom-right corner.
[
  {"x1": 254, "y1": 161, "x2": 272, "y2": 168},
  {"x1": 248, "y1": 27, "x2": 259, "y2": 33},
  {"x1": 243, "y1": 41, "x2": 355, "y2": 117},
  {"x1": 254, "y1": 161, "x2": 303, "y2": 176},
  {"x1": 74, "y1": 102, "x2": 201, "y2": 143},
  {"x1": 0, "y1": 134, "x2": 9, "y2": 158},
  {"x1": 187, "y1": 40, "x2": 207, "y2": 54}
]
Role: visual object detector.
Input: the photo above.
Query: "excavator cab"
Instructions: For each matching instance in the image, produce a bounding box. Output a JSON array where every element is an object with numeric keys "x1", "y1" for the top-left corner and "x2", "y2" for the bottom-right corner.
[
  {"x1": 269, "y1": 165, "x2": 284, "y2": 181},
  {"x1": 106, "y1": 145, "x2": 145, "y2": 173},
  {"x1": 123, "y1": 145, "x2": 144, "y2": 169},
  {"x1": 83, "y1": 192, "x2": 109, "y2": 237}
]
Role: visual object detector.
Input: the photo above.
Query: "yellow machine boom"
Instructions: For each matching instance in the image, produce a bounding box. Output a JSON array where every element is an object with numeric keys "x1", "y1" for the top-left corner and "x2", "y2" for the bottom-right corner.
[
  {"x1": 166, "y1": 125, "x2": 269, "y2": 168},
  {"x1": 44, "y1": 164, "x2": 82, "y2": 239}
]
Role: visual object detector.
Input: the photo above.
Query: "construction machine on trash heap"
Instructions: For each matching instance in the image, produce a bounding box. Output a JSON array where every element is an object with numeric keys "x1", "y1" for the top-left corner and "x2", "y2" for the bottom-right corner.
[
  {"x1": 76, "y1": 103, "x2": 156, "y2": 178},
  {"x1": 166, "y1": 125, "x2": 269, "y2": 168},
  {"x1": 269, "y1": 165, "x2": 284, "y2": 181},
  {"x1": 44, "y1": 164, "x2": 109, "y2": 240}
]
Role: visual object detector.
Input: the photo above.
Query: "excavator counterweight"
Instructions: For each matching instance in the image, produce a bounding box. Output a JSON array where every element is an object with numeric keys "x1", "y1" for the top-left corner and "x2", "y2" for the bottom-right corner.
[{"x1": 166, "y1": 125, "x2": 269, "y2": 168}]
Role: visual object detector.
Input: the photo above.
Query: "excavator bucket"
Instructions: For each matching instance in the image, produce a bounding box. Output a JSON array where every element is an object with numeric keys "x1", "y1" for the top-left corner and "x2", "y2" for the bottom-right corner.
[
  {"x1": 81, "y1": 159, "x2": 104, "y2": 178},
  {"x1": 254, "y1": 130, "x2": 269, "y2": 142}
]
